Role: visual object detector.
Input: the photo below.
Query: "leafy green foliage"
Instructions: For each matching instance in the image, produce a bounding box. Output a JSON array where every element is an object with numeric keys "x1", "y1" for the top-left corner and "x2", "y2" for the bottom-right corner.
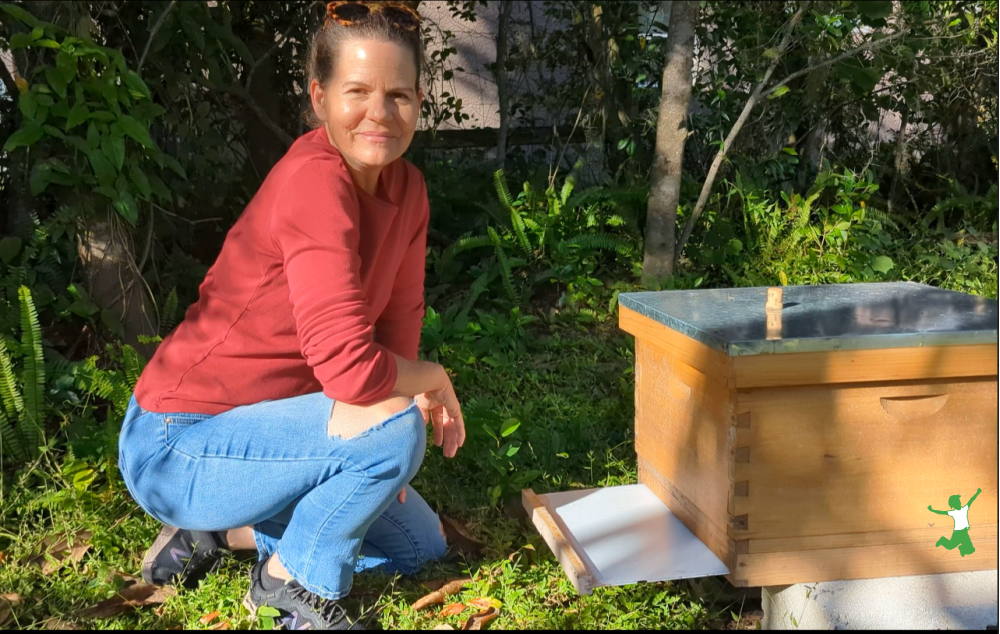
[
  {"x1": 436, "y1": 169, "x2": 642, "y2": 317},
  {"x1": 160, "y1": 288, "x2": 179, "y2": 335},
  {"x1": 0, "y1": 286, "x2": 46, "y2": 462},
  {"x1": 75, "y1": 345, "x2": 145, "y2": 425},
  {"x1": 0, "y1": 210, "x2": 106, "y2": 365},
  {"x1": 895, "y1": 227, "x2": 999, "y2": 298},
  {"x1": 1, "y1": 7, "x2": 182, "y2": 226},
  {"x1": 705, "y1": 168, "x2": 903, "y2": 286}
]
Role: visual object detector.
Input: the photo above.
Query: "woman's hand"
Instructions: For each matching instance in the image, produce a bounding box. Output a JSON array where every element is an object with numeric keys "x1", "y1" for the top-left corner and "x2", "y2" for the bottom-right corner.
[
  {"x1": 391, "y1": 356, "x2": 466, "y2": 458},
  {"x1": 414, "y1": 372, "x2": 466, "y2": 458}
]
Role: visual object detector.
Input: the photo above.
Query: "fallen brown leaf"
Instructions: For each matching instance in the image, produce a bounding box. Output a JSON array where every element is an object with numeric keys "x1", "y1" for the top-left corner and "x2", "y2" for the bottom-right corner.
[
  {"x1": 80, "y1": 582, "x2": 176, "y2": 619},
  {"x1": 412, "y1": 579, "x2": 471, "y2": 611},
  {"x1": 461, "y1": 608, "x2": 498, "y2": 631},
  {"x1": 422, "y1": 578, "x2": 457, "y2": 592},
  {"x1": 43, "y1": 618, "x2": 82, "y2": 630},
  {"x1": 105, "y1": 571, "x2": 141, "y2": 586},
  {"x1": 1, "y1": 593, "x2": 22, "y2": 627},
  {"x1": 431, "y1": 626, "x2": 455, "y2": 631},
  {"x1": 199, "y1": 610, "x2": 221, "y2": 625},
  {"x1": 466, "y1": 598, "x2": 502, "y2": 611},
  {"x1": 0, "y1": 551, "x2": 6, "y2": 565},
  {"x1": 26, "y1": 531, "x2": 93, "y2": 574},
  {"x1": 439, "y1": 603, "x2": 467, "y2": 617},
  {"x1": 440, "y1": 516, "x2": 485, "y2": 559},
  {"x1": 208, "y1": 620, "x2": 231, "y2": 630}
]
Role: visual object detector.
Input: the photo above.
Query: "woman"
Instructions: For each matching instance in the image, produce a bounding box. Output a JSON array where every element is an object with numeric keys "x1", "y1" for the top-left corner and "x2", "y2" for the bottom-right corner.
[{"x1": 119, "y1": 2, "x2": 465, "y2": 629}]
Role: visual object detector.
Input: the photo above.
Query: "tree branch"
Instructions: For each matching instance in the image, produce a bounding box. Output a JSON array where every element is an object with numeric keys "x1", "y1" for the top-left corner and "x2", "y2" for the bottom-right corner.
[
  {"x1": 227, "y1": 84, "x2": 296, "y2": 148},
  {"x1": 675, "y1": 3, "x2": 807, "y2": 264},
  {"x1": 761, "y1": 29, "x2": 908, "y2": 100},
  {"x1": 138, "y1": 0, "x2": 178, "y2": 72},
  {"x1": 549, "y1": 84, "x2": 591, "y2": 189},
  {"x1": 245, "y1": 2, "x2": 317, "y2": 92}
]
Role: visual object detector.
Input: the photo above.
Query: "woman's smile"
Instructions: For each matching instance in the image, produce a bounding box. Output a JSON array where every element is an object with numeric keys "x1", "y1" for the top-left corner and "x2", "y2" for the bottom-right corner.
[{"x1": 357, "y1": 131, "x2": 397, "y2": 143}]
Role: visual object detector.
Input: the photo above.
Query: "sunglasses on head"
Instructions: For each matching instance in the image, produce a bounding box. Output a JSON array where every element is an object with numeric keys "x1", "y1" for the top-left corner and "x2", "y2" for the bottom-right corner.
[{"x1": 325, "y1": 1, "x2": 421, "y2": 32}]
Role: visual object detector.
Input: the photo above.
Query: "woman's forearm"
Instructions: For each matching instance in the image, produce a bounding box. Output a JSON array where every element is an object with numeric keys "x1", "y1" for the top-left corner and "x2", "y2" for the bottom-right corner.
[{"x1": 391, "y1": 354, "x2": 446, "y2": 398}]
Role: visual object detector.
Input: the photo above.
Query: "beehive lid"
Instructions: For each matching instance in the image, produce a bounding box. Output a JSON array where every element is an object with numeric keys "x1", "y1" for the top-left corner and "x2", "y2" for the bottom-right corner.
[{"x1": 618, "y1": 282, "x2": 998, "y2": 356}]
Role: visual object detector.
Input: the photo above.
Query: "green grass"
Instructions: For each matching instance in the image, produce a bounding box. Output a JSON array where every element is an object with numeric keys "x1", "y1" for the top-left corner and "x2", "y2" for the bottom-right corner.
[{"x1": 1, "y1": 321, "x2": 753, "y2": 630}]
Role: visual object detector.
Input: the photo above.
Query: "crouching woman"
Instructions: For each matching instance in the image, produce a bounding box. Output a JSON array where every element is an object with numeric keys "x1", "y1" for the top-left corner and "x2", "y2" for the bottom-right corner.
[{"x1": 118, "y1": 3, "x2": 465, "y2": 629}]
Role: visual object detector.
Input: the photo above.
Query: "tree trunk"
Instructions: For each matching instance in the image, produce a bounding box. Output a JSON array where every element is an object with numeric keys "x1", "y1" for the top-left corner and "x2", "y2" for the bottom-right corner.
[
  {"x1": 585, "y1": 5, "x2": 611, "y2": 166},
  {"x1": 5, "y1": 2, "x2": 158, "y2": 355},
  {"x1": 1, "y1": 34, "x2": 35, "y2": 235},
  {"x1": 887, "y1": 108, "x2": 909, "y2": 213},
  {"x1": 641, "y1": 0, "x2": 697, "y2": 286},
  {"x1": 494, "y1": 0, "x2": 514, "y2": 170},
  {"x1": 77, "y1": 211, "x2": 159, "y2": 357}
]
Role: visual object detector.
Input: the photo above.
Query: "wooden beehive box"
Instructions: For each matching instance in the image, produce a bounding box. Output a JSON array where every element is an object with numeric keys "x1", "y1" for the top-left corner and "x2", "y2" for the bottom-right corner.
[{"x1": 524, "y1": 282, "x2": 998, "y2": 593}]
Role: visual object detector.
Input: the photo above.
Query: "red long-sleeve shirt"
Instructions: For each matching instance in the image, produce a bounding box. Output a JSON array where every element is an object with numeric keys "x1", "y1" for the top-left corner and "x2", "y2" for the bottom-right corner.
[{"x1": 134, "y1": 129, "x2": 428, "y2": 415}]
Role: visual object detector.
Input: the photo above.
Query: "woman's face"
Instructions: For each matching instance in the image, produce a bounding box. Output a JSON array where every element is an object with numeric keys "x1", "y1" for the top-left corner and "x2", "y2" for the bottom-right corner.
[{"x1": 310, "y1": 39, "x2": 422, "y2": 172}]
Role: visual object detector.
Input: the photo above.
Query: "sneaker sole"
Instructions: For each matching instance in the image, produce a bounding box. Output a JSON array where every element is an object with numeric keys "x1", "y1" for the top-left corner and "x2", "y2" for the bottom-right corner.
[{"x1": 141, "y1": 525, "x2": 182, "y2": 585}]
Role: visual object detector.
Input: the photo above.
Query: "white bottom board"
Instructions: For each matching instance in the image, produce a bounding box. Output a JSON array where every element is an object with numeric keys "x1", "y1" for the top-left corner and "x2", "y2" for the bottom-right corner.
[{"x1": 542, "y1": 484, "x2": 730, "y2": 587}]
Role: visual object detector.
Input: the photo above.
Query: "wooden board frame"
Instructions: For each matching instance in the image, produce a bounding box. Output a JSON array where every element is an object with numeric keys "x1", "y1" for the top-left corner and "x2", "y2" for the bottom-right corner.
[{"x1": 522, "y1": 489, "x2": 596, "y2": 595}]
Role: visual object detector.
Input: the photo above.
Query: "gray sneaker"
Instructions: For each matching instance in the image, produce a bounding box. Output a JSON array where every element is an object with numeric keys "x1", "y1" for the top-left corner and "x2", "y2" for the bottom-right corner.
[
  {"x1": 242, "y1": 560, "x2": 364, "y2": 630},
  {"x1": 141, "y1": 525, "x2": 226, "y2": 586}
]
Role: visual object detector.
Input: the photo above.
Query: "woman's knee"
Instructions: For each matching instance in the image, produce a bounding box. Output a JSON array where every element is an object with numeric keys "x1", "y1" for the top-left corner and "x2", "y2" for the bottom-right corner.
[
  {"x1": 327, "y1": 396, "x2": 415, "y2": 440},
  {"x1": 387, "y1": 405, "x2": 427, "y2": 484},
  {"x1": 330, "y1": 398, "x2": 426, "y2": 484}
]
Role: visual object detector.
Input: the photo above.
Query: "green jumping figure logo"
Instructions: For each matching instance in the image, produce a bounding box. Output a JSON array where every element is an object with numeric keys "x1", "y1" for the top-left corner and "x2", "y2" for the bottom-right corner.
[{"x1": 928, "y1": 488, "x2": 982, "y2": 557}]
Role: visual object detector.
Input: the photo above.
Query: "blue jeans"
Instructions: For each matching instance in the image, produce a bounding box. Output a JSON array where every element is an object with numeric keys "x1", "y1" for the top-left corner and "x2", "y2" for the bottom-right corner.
[{"x1": 118, "y1": 392, "x2": 448, "y2": 600}]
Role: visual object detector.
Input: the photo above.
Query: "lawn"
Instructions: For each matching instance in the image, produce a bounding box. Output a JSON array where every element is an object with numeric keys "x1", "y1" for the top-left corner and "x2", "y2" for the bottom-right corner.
[{"x1": 1, "y1": 317, "x2": 759, "y2": 630}]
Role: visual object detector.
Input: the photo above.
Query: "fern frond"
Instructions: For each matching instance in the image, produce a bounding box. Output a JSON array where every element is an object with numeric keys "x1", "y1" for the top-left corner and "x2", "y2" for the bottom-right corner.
[
  {"x1": 489, "y1": 227, "x2": 518, "y2": 303},
  {"x1": 605, "y1": 214, "x2": 626, "y2": 228},
  {"x1": 779, "y1": 227, "x2": 811, "y2": 258},
  {"x1": 45, "y1": 356, "x2": 76, "y2": 380},
  {"x1": 565, "y1": 185, "x2": 648, "y2": 213},
  {"x1": 865, "y1": 207, "x2": 900, "y2": 232},
  {"x1": 522, "y1": 217, "x2": 542, "y2": 234},
  {"x1": 0, "y1": 339, "x2": 24, "y2": 420},
  {"x1": 462, "y1": 267, "x2": 497, "y2": 316},
  {"x1": 510, "y1": 210, "x2": 533, "y2": 259},
  {"x1": 559, "y1": 174, "x2": 576, "y2": 207},
  {"x1": 475, "y1": 201, "x2": 511, "y2": 230},
  {"x1": 547, "y1": 186, "x2": 563, "y2": 218},
  {"x1": 439, "y1": 234, "x2": 495, "y2": 273},
  {"x1": 493, "y1": 170, "x2": 515, "y2": 213},
  {"x1": 122, "y1": 345, "x2": 147, "y2": 391},
  {"x1": 0, "y1": 409, "x2": 25, "y2": 461},
  {"x1": 161, "y1": 287, "x2": 179, "y2": 334},
  {"x1": 802, "y1": 191, "x2": 821, "y2": 217},
  {"x1": 566, "y1": 234, "x2": 635, "y2": 257},
  {"x1": 76, "y1": 356, "x2": 132, "y2": 417},
  {"x1": 35, "y1": 249, "x2": 64, "y2": 291},
  {"x1": 18, "y1": 286, "x2": 44, "y2": 454}
]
